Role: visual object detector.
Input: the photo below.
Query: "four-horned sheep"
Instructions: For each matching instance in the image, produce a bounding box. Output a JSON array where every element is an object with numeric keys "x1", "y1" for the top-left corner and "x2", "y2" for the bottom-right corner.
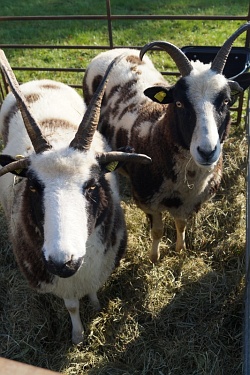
[
  {"x1": 83, "y1": 23, "x2": 250, "y2": 263},
  {"x1": 0, "y1": 51, "x2": 151, "y2": 344}
]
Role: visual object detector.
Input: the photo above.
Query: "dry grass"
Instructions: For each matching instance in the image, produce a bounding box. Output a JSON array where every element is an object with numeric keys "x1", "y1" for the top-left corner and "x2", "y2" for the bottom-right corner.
[{"x1": 0, "y1": 115, "x2": 247, "y2": 375}]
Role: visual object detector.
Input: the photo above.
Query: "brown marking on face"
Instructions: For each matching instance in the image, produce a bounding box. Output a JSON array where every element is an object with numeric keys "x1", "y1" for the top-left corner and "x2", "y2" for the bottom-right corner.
[
  {"x1": 1, "y1": 102, "x2": 18, "y2": 145},
  {"x1": 25, "y1": 93, "x2": 40, "y2": 103},
  {"x1": 10, "y1": 183, "x2": 53, "y2": 289}
]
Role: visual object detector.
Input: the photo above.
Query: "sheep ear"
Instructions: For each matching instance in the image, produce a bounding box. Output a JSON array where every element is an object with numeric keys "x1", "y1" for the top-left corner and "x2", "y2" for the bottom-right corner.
[
  {"x1": 144, "y1": 86, "x2": 174, "y2": 104},
  {"x1": 227, "y1": 80, "x2": 243, "y2": 106},
  {"x1": 0, "y1": 155, "x2": 28, "y2": 177}
]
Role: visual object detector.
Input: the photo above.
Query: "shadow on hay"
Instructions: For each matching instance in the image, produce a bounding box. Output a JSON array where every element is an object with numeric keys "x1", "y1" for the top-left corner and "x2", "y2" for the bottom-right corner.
[
  {"x1": 87, "y1": 263, "x2": 244, "y2": 375},
  {"x1": 0, "y1": 131, "x2": 246, "y2": 373},
  {"x1": 0, "y1": 225, "x2": 244, "y2": 375}
]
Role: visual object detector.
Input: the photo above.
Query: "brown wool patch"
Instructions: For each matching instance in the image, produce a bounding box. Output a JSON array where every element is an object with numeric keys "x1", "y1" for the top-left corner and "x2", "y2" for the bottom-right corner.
[
  {"x1": 39, "y1": 118, "x2": 75, "y2": 130},
  {"x1": 126, "y1": 55, "x2": 144, "y2": 65},
  {"x1": 99, "y1": 121, "x2": 115, "y2": 145},
  {"x1": 107, "y1": 84, "x2": 120, "y2": 102},
  {"x1": 118, "y1": 102, "x2": 137, "y2": 121},
  {"x1": 40, "y1": 83, "x2": 60, "y2": 90},
  {"x1": 115, "y1": 127, "x2": 129, "y2": 149},
  {"x1": 25, "y1": 93, "x2": 40, "y2": 103},
  {"x1": 1, "y1": 102, "x2": 18, "y2": 145}
]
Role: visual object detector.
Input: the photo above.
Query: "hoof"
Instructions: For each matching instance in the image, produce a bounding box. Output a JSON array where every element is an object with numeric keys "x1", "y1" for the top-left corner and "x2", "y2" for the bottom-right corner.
[
  {"x1": 150, "y1": 252, "x2": 160, "y2": 263},
  {"x1": 72, "y1": 330, "x2": 84, "y2": 345}
]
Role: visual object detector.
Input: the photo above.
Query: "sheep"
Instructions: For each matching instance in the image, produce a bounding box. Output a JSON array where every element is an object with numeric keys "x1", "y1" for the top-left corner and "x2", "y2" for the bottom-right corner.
[
  {"x1": 0, "y1": 50, "x2": 151, "y2": 344},
  {"x1": 83, "y1": 23, "x2": 250, "y2": 263}
]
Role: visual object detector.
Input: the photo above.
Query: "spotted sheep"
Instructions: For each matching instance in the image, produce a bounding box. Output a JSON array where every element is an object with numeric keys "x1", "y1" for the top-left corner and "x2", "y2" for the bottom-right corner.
[
  {"x1": 0, "y1": 51, "x2": 151, "y2": 344},
  {"x1": 83, "y1": 23, "x2": 250, "y2": 263}
]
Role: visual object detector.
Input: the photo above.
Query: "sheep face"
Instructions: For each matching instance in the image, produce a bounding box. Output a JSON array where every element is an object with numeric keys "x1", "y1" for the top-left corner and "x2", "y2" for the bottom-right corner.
[
  {"x1": 144, "y1": 62, "x2": 240, "y2": 169},
  {"x1": 1, "y1": 143, "x2": 119, "y2": 278}
]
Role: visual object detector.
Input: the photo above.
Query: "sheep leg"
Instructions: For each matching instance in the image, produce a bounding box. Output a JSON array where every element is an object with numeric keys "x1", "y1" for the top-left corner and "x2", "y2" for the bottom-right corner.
[
  {"x1": 174, "y1": 218, "x2": 187, "y2": 252},
  {"x1": 148, "y1": 212, "x2": 163, "y2": 263},
  {"x1": 88, "y1": 292, "x2": 101, "y2": 311},
  {"x1": 64, "y1": 298, "x2": 84, "y2": 344}
]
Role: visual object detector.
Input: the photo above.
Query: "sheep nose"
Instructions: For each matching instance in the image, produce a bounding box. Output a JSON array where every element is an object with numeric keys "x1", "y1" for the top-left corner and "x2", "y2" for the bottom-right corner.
[
  {"x1": 197, "y1": 145, "x2": 217, "y2": 163},
  {"x1": 46, "y1": 256, "x2": 83, "y2": 278}
]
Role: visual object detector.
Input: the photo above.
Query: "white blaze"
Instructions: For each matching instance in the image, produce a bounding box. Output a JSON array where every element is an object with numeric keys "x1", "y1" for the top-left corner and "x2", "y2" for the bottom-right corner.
[
  {"x1": 43, "y1": 184, "x2": 88, "y2": 264},
  {"x1": 31, "y1": 147, "x2": 97, "y2": 266},
  {"x1": 186, "y1": 62, "x2": 227, "y2": 168}
]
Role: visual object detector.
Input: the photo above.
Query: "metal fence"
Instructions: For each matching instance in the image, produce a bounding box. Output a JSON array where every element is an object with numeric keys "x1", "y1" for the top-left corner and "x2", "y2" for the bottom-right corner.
[
  {"x1": 0, "y1": 0, "x2": 250, "y2": 124},
  {"x1": 1, "y1": 1, "x2": 250, "y2": 373}
]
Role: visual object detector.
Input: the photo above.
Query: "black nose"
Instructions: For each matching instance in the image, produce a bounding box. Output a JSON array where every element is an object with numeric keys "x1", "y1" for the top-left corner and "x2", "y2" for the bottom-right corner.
[
  {"x1": 46, "y1": 256, "x2": 83, "y2": 278},
  {"x1": 197, "y1": 145, "x2": 217, "y2": 162}
]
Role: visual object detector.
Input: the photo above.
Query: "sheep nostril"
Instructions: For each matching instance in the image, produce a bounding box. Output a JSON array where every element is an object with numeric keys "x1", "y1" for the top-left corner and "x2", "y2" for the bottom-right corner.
[{"x1": 197, "y1": 146, "x2": 217, "y2": 161}]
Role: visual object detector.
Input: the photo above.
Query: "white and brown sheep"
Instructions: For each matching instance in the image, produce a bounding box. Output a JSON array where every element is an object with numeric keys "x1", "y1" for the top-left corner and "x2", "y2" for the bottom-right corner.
[
  {"x1": 0, "y1": 51, "x2": 151, "y2": 344},
  {"x1": 83, "y1": 23, "x2": 250, "y2": 263}
]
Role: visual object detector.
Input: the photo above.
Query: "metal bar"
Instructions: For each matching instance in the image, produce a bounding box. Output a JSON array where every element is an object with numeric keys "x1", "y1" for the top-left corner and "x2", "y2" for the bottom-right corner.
[
  {"x1": 244, "y1": 4, "x2": 250, "y2": 373},
  {"x1": 0, "y1": 15, "x2": 248, "y2": 21},
  {"x1": 106, "y1": 0, "x2": 114, "y2": 49},
  {"x1": 0, "y1": 44, "x2": 112, "y2": 49},
  {"x1": 244, "y1": 88, "x2": 250, "y2": 375},
  {"x1": 11, "y1": 67, "x2": 86, "y2": 72}
]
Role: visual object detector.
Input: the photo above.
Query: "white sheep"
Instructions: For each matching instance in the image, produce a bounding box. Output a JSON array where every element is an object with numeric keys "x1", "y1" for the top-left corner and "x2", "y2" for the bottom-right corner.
[{"x1": 0, "y1": 51, "x2": 151, "y2": 343}]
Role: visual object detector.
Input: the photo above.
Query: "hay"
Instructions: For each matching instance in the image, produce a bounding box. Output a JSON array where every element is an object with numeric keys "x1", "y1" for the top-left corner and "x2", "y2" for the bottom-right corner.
[{"x1": 0, "y1": 121, "x2": 247, "y2": 374}]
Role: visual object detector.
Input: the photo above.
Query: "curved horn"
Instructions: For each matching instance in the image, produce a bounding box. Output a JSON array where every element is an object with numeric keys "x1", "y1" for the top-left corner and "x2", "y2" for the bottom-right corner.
[
  {"x1": 0, "y1": 157, "x2": 29, "y2": 177},
  {"x1": 70, "y1": 54, "x2": 125, "y2": 151},
  {"x1": 140, "y1": 41, "x2": 193, "y2": 77},
  {"x1": 211, "y1": 22, "x2": 250, "y2": 74},
  {"x1": 97, "y1": 151, "x2": 152, "y2": 165},
  {"x1": 0, "y1": 50, "x2": 51, "y2": 154}
]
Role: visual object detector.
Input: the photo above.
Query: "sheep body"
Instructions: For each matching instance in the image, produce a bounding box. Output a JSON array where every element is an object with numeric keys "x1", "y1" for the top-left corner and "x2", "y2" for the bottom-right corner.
[
  {"x1": 0, "y1": 78, "x2": 127, "y2": 344},
  {"x1": 83, "y1": 46, "x2": 248, "y2": 261}
]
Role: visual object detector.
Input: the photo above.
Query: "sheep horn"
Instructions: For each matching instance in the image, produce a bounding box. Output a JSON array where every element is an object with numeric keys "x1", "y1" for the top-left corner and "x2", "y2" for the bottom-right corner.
[
  {"x1": 70, "y1": 54, "x2": 125, "y2": 151},
  {"x1": 97, "y1": 151, "x2": 152, "y2": 164},
  {"x1": 140, "y1": 41, "x2": 193, "y2": 77},
  {"x1": 211, "y1": 22, "x2": 250, "y2": 74},
  {"x1": 0, "y1": 50, "x2": 51, "y2": 154},
  {"x1": 0, "y1": 157, "x2": 30, "y2": 177}
]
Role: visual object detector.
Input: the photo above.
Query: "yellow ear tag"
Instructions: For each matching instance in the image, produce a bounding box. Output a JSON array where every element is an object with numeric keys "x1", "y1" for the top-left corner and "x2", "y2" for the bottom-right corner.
[
  {"x1": 14, "y1": 154, "x2": 25, "y2": 174},
  {"x1": 154, "y1": 91, "x2": 166, "y2": 102},
  {"x1": 106, "y1": 161, "x2": 119, "y2": 172}
]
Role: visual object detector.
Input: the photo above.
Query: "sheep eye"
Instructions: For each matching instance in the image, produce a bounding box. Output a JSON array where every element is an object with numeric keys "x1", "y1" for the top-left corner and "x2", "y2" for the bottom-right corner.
[
  {"x1": 224, "y1": 98, "x2": 230, "y2": 105},
  {"x1": 29, "y1": 186, "x2": 37, "y2": 193},
  {"x1": 176, "y1": 101, "x2": 183, "y2": 108},
  {"x1": 84, "y1": 178, "x2": 97, "y2": 191},
  {"x1": 88, "y1": 185, "x2": 96, "y2": 191}
]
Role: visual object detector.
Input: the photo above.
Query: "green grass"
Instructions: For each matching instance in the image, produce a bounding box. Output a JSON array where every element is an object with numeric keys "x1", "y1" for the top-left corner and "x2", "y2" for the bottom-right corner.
[
  {"x1": 0, "y1": 0, "x2": 249, "y2": 84},
  {"x1": 0, "y1": 1, "x2": 249, "y2": 374}
]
